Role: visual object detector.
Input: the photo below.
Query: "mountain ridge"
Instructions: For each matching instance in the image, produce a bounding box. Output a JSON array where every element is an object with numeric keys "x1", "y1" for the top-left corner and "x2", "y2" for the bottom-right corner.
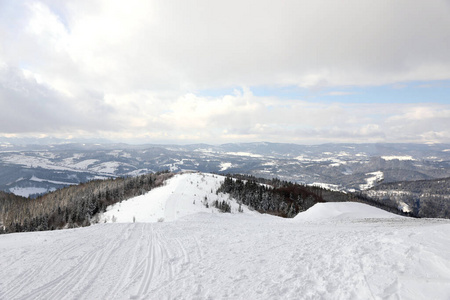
[{"x1": 2, "y1": 142, "x2": 450, "y2": 198}]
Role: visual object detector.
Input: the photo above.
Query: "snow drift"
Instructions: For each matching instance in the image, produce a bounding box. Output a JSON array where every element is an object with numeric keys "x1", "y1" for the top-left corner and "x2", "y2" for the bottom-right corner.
[{"x1": 294, "y1": 202, "x2": 401, "y2": 222}]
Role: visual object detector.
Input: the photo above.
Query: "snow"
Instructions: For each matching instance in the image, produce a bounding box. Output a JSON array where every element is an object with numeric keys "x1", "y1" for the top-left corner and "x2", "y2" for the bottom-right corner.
[
  {"x1": 1, "y1": 173, "x2": 450, "y2": 300},
  {"x1": 226, "y1": 151, "x2": 263, "y2": 158},
  {"x1": 294, "y1": 155, "x2": 308, "y2": 161},
  {"x1": 90, "y1": 161, "x2": 121, "y2": 174},
  {"x1": 262, "y1": 160, "x2": 276, "y2": 166},
  {"x1": 30, "y1": 176, "x2": 77, "y2": 186},
  {"x1": 1, "y1": 153, "x2": 97, "y2": 173},
  {"x1": 309, "y1": 182, "x2": 342, "y2": 192},
  {"x1": 8, "y1": 187, "x2": 55, "y2": 197},
  {"x1": 99, "y1": 173, "x2": 254, "y2": 223},
  {"x1": 337, "y1": 151, "x2": 350, "y2": 156},
  {"x1": 294, "y1": 155, "x2": 348, "y2": 167},
  {"x1": 164, "y1": 163, "x2": 180, "y2": 172},
  {"x1": 398, "y1": 201, "x2": 412, "y2": 213},
  {"x1": 194, "y1": 148, "x2": 214, "y2": 153},
  {"x1": 126, "y1": 169, "x2": 153, "y2": 177},
  {"x1": 70, "y1": 159, "x2": 99, "y2": 169},
  {"x1": 381, "y1": 155, "x2": 414, "y2": 161},
  {"x1": 107, "y1": 150, "x2": 123, "y2": 158},
  {"x1": 1, "y1": 154, "x2": 73, "y2": 171},
  {"x1": 218, "y1": 162, "x2": 232, "y2": 171},
  {"x1": 360, "y1": 171, "x2": 384, "y2": 190},
  {"x1": 293, "y1": 202, "x2": 400, "y2": 222}
]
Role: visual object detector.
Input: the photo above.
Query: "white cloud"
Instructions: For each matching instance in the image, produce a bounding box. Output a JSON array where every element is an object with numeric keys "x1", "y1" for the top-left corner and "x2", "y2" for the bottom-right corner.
[
  {"x1": 95, "y1": 89, "x2": 450, "y2": 144},
  {"x1": 0, "y1": 0, "x2": 450, "y2": 144},
  {"x1": 325, "y1": 91, "x2": 357, "y2": 96}
]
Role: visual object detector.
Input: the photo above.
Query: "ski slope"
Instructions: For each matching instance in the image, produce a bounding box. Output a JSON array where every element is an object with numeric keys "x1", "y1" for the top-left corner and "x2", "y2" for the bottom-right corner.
[
  {"x1": 1, "y1": 173, "x2": 450, "y2": 300},
  {"x1": 99, "y1": 172, "x2": 256, "y2": 223}
]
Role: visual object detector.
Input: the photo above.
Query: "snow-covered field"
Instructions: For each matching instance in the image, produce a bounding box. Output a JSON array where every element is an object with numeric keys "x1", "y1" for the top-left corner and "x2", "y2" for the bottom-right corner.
[
  {"x1": 360, "y1": 171, "x2": 384, "y2": 190},
  {"x1": 381, "y1": 155, "x2": 414, "y2": 161},
  {"x1": 1, "y1": 173, "x2": 450, "y2": 300},
  {"x1": 8, "y1": 186, "x2": 54, "y2": 198}
]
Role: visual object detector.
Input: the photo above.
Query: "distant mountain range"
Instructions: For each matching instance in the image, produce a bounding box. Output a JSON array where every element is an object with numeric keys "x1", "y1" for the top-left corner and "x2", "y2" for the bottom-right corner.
[{"x1": 1, "y1": 142, "x2": 450, "y2": 197}]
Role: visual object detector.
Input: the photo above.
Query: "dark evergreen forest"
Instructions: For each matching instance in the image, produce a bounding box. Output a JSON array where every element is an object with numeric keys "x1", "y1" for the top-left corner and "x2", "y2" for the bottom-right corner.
[
  {"x1": 217, "y1": 174, "x2": 413, "y2": 218},
  {"x1": 0, "y1": 171, "x2": 173, "y2": 233},
  {"x1": 363, "y1": 177, "x2": 450, "y2": 218}
]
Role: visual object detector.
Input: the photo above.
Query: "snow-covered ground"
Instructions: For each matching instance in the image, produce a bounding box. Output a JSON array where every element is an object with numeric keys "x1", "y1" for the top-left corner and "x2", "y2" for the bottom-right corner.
[
  {"x1": 99, "y1": 172, "x2": 255, "y2": 223},
  {"x1": 226, "y1": 151, "x2": 264, "y2": 158},
  {"x1": 360, "y1": 171, "x2": 384, "y2": 190},
  {"x1": 30, "y1": 175, "x2": 77, "y2": 186},
  {"x1": 1, "y1": 173, "x2": 450, "y2": 300},
  {"x1": 218, "y1": 162, "x2": 233, "y2": 171},
  {"x1": 8, "y1": 186, "x2": 55, "y2": 197},
  {"x1": 381, "y1": 155, "x2": 414, "y2": 161},
  {"x1": 309, "y1": 182, "x2": 343, "y2": 192}
]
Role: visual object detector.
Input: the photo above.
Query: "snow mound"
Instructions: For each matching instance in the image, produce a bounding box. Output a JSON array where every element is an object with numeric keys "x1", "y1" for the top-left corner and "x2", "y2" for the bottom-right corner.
[
  {"x1": 98, "y1": 172, "x2": 254, "y2": 223},
  {"x1": 294, "y1": 202, "x2": 400, "y2": 222}
]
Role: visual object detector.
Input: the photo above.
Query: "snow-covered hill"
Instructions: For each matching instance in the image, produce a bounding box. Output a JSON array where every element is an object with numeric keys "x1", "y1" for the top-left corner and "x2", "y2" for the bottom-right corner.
[
  {"x1": 98, "y1": 172, "x2": 257, "y2": 223},
  {"x1": 1, "y1": 173, "x2": 450, "y2": 300}
]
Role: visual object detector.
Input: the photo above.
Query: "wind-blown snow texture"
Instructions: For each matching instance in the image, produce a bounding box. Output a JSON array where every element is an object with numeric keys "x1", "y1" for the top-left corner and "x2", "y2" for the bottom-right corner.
[{"x1": 1, "y1": 173, "x2": 450, "y2": 300}]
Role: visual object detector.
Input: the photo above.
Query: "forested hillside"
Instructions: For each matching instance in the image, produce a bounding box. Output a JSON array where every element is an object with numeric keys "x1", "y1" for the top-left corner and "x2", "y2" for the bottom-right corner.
[
  {"x1": 217, "y1": 176, "x2": 324, "y2": 217},
  {"x1": 363, "y1": 177, "x2": 450, "y2": 218},
  {"x1": 0, "y1": 171, "x2": 173, "y2": 233},
  {"x1": 217, "y1": 174, "x2": 413, "y2": 218}
]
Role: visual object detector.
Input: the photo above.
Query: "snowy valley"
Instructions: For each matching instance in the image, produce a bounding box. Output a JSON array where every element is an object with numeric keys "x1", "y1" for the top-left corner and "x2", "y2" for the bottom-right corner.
[
  {"x1": 2, "y1": 142, "x2": 450, "y2": 198},
  {"x1": 1, "y1": 173, "x2": 450, "y2": 300}
]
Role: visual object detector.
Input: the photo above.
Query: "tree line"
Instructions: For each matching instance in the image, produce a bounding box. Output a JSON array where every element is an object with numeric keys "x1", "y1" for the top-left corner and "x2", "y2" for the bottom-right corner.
[
  {"x1": 363, "y1": 176, "x2": 450, "y2": 218},
  {"x1": 0, "y1": 171, "x2": 173, "y2": 234},
  {"x1": 217, "y1": 174, "x2": 414, "y2": 218},
  {"x1": 217, "y1": 176, "x2": 327, "y2": 217}
]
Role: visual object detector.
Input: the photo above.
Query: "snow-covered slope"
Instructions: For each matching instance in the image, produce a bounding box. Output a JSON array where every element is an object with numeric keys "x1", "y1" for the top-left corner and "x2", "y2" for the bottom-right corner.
[
  {"x1": 98, "y1": 172, "x2": 256, "y2": 223},
  {"x1": 1, "y1": 173, "x2": 450, "y2": 300},
  {"x1": 293, "y1": 202, "x2": 400, "y2": 222}
]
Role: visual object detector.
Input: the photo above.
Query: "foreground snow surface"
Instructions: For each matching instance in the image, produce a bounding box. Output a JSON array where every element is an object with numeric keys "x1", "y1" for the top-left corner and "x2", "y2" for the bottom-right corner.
[
  {"x1": 1, "y1": 174, "x2": 450, "y2": 299},
  {"x1": 2, "y1": 214, "x2": 450, "y2": 299}
]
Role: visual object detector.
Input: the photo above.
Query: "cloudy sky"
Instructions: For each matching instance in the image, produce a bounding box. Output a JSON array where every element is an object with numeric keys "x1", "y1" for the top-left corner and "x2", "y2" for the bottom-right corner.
[{"x1": 1, "y1": 0, "x2": 450, "y2": 145}]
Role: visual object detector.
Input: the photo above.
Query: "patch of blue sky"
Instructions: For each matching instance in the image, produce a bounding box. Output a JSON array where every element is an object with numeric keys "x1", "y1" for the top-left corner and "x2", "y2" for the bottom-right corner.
[
  {"x1": 250, "y1": 85, "x2": 309, "y2": 99},
  {"x1": 47, "y1": 3, "x2": 71, "y2": 33},
  {"x1": 195, "y1": 80, "x2": 450, "y2": 104},
  {"x1": 319, "y1": 80, "x2": 450, "y2": 104},
  {"x1": 195, "y1": 85, "x2": 309, "y2": 99}
]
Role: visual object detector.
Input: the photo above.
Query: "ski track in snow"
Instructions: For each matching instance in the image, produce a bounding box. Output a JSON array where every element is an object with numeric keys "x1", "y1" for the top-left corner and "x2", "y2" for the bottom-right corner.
[
  {"x1": 1, "y1": 216, "x2": 450, "y2": 299},
  {"x1": 1, "y1": 173, "x2": 450, "y2": 299}
]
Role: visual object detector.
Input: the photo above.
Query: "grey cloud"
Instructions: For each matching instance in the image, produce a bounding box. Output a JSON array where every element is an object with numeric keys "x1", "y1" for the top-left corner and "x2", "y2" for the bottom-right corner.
[
  {"x1": 0, "y1": 66, "x2": 118, "y2": 134},
  {"x1": 136, "y1": 0, "x2": 450, "y2": 88},
  {"x1": 12, "y1": 0, "x2": 450, "y2": 93}
]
